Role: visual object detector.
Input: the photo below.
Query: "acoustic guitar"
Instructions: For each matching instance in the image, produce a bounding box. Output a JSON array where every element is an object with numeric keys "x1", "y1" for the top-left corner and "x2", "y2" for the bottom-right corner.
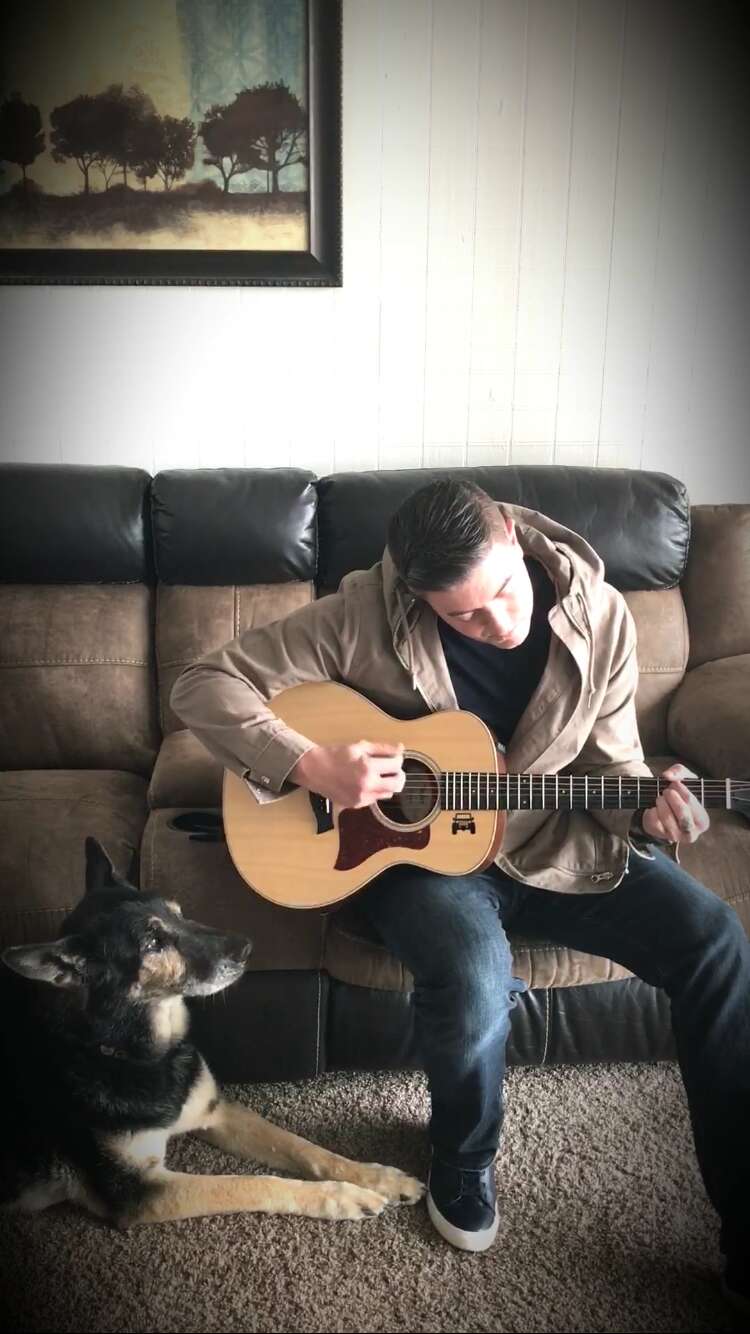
[{"x1": 222, "y1": 681, "x2": 748, "y2": 909}]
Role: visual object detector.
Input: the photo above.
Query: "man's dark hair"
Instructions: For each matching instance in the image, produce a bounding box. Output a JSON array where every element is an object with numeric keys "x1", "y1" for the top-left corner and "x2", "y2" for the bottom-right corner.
[{"x1": 386, "y1": 479, "x2": 507, "y2": 593}]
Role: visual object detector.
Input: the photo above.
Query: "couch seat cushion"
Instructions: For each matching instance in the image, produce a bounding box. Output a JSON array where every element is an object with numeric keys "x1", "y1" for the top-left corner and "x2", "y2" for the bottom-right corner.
[
  {"x1": 140, "y1": 810, "x2": 327, "y2": 972},
  {"x1": 323, "y1": 899, "x2": 633, "y2": 992},
  {"x1": 0, "y1": 770, "x2": 148, "y2": 948},
  {"x1": 148, "y1": 729, "x2": 223, "y2": 809}
]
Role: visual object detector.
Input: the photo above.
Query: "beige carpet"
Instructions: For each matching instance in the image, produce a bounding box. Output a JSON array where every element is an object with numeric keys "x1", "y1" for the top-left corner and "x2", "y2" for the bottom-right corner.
[{"x1": 0, "y1": 1061, "x2": 739, "y2": 1334}]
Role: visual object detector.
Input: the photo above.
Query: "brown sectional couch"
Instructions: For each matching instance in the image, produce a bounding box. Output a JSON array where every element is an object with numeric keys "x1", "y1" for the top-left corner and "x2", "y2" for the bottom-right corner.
[{"x1": 1, "y1": 463, "x2": 748, "y2": 1082}]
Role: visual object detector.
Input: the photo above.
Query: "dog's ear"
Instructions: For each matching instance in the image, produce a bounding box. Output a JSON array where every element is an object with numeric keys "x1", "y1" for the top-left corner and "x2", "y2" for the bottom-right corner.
[
  {"x1": 2, "y1": 939, "x2": 87, "y2": 989},
  {"x1": 84, "y1": 837, "x2": 122, "y2": 893}
]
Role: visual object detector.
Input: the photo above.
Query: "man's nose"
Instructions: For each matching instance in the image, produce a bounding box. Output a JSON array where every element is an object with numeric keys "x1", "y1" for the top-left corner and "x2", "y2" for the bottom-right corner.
[{"x1": 481, "y1": 603, "x2": 511, "y2": 636}]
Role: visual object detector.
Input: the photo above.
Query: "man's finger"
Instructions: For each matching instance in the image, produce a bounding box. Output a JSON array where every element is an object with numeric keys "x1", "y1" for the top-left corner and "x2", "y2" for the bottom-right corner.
[
  {"x1": 661, "y1": 764, "x2": 698, "y2": 782},
  {"x1": 655, "y1": 795, "x2": 682, "y2": 842}
]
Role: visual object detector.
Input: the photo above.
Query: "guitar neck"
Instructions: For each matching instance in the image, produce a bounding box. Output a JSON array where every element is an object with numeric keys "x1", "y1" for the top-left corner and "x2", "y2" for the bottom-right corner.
[{"x1": 438, "y1": 773, "x2": 737, "y2": 812}]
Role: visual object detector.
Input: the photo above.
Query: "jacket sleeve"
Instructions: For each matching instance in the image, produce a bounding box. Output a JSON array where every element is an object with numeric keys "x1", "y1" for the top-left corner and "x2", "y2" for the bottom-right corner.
[
  {"x1": 170, "y1": 591, "x2": 357, "y2": 804},
  {"x1": 566, "y1": 597, "x2": 656, "y2": 847}
]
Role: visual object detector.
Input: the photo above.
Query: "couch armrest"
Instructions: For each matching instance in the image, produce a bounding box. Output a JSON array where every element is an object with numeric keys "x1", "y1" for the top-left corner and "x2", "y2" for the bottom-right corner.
[{"x1": 667, "y1": 655, "x2": 750, "y2": 778}]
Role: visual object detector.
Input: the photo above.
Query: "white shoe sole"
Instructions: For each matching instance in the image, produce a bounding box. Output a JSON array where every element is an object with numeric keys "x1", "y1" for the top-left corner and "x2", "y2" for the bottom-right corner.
[{"x1": 427, "y1": 1189, "x2": 499, "y2": 1252}]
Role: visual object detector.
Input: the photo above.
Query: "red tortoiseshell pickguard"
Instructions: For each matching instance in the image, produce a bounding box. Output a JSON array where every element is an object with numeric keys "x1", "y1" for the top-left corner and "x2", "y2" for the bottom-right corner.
[{"x1": 334, "y1": 807, "x2": 430, "y2": 870}]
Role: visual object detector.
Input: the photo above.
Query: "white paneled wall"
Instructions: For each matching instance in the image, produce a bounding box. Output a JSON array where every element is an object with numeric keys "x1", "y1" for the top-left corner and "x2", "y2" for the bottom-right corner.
[{"x1": 1, "y1": 0, "x2": 748, "y2": 501}]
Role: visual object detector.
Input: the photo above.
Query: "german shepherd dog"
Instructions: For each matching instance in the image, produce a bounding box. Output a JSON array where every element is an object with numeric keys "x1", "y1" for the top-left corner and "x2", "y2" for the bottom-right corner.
[{"x1": 0, "y1": 838, "x2": 424, "y2": 1229}]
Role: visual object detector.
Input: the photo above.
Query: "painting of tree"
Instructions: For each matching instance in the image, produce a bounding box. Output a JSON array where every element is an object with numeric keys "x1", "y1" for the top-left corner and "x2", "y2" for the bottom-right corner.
[{"x1": 0, "y1": 0, "x2": 341, "y2": 285}]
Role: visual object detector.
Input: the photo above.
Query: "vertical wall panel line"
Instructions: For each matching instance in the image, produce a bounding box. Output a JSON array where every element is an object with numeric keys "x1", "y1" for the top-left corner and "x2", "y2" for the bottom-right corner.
[
  {"x1": 464, "y1": 0, "x2": 486, "y2": 464},
  {"x1": 638, "y1": 16, "x2": 674, "y2": 470},
  {"x1": 551, "y1": 0, "x2": 580, "y2": 462},
  {"x1": 375, "y1": 0, "x2": 386, "y2": 470},
  {"x1": 420, "y1": 0, "x2": 436, "y2": 467},
  {"x1": 595, "y1": 0, "x2": 629, "y2": 466},
  {"x1": 509, "y1": 0, "x2": 531, "y2": 461}
]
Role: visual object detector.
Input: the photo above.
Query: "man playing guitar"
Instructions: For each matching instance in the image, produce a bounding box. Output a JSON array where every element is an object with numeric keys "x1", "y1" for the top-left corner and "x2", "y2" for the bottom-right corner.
[{"x1": 172, "y1": 479, "x2": 749, "y2": 1313}]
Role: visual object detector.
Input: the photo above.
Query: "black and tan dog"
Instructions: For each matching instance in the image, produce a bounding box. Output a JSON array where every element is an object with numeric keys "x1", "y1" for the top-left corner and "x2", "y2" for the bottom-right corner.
[{"x1": 0, "y1": 838, "x2": 424, "y2": 1229}]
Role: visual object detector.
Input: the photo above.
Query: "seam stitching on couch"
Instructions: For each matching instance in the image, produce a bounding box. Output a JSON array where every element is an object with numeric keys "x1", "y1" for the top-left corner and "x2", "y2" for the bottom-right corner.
[
  {"x1": 0, "y1": 659, "x2": 148, "y2": 666},
  {"x1": 541, "y1": 988, "x2": 550, "y2": 1065},
  {"x1": 314, "y1": 972, "x2": 322, "y2": 1076},
  {"x1": 2, "y1": 907, "x2": 74, "y2": 916},
  {"x1": 148, "y1": 818, "x2": 156, "y2": 891},
  {"x1": 637, "y1": 665, "x2": 686, "y2": 673}
]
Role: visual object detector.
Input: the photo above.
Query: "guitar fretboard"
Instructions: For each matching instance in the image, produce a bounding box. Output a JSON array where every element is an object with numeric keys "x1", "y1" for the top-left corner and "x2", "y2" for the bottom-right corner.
[{"x1": 437, "y1": 774, "x2": 739, "y2": 811}]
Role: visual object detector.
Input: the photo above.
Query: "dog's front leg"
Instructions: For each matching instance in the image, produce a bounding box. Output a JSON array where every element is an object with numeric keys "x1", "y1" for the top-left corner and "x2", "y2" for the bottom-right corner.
[
  {"x1": 117, "y1": 1169, "x2": 388, "y2": 1228},
  {"x1": 195, "y1": 1100, "x2": 424, "y2": 1205}
]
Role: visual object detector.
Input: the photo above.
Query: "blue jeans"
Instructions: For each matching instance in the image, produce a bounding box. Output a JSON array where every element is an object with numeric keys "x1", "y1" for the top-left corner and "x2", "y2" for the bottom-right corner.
[{"x1": 357, "y1": 848, "x2": 750, "y2": 1264}]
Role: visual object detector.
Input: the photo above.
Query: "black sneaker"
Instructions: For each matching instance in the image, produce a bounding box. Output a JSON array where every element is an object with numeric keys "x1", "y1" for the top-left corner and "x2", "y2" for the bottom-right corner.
[{"x1": 427, "y1": 1154, "x2": 499, "y2": 1252}]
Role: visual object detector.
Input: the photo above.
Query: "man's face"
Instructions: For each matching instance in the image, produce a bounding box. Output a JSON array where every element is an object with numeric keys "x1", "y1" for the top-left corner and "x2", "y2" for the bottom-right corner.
[{"x1": 422, "y1": 519, "x2": 535, "y2": 649}]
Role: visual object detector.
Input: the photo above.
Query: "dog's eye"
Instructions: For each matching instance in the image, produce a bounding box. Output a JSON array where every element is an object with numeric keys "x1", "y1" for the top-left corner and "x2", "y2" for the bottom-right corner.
[{"x1": 143, "y1": 931, "x2": 163, "y2": 954}]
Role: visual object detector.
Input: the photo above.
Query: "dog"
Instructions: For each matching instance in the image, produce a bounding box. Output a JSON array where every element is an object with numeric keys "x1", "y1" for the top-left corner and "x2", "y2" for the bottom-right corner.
[{"x1": 0, "y1": 837, "x2": 424, "y2": 1229}]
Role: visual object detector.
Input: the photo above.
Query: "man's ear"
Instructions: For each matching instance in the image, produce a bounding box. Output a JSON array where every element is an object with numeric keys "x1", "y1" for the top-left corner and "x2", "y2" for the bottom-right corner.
[
  {"x1": 2, "y1": 939, "x2": 87, "y2": 989},
  {"x1": 503, "y1": 513, "x2": 517, "y2": 545}
]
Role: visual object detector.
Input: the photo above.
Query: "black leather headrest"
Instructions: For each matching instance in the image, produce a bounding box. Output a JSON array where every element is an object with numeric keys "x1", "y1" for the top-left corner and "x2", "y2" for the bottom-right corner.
[
  {"x1": 151, "y1": 468, "x2": 317, "y2": 585},
  {"x1": 0, "y1": 464, "x2": 153, "y2": 583},
  {"x1": 316, "y1": 465, "x2": 690, "y2": 592}
]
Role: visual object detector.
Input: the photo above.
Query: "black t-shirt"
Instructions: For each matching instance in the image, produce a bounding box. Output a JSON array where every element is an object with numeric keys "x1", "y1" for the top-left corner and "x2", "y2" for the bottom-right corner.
[{"x1": 437, "y1": 557, "x2": 555, "y2": 747}]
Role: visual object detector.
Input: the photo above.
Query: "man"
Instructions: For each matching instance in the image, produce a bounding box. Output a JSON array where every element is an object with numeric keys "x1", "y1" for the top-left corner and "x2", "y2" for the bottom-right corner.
[{"x1": 171, "y1": 480, "x2": 749, "y2": 1310}]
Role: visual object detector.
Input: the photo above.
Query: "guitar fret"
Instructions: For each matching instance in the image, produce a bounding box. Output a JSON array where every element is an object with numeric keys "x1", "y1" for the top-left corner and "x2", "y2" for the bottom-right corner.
[{"x1": 436, "y1": 771, "x2": 737, "y2": 815}]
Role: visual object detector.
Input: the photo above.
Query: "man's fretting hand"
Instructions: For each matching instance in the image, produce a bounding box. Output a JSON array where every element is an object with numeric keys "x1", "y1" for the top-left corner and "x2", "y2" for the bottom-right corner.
[{"x1": 642, "y1": 763, "x2": 710, "y2": 845}]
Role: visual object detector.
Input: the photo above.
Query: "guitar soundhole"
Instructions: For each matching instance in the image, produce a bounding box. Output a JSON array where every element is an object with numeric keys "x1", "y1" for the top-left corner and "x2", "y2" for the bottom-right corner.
[{"x1": 377, "y1": 757, "x2": 439, "y2": 827}]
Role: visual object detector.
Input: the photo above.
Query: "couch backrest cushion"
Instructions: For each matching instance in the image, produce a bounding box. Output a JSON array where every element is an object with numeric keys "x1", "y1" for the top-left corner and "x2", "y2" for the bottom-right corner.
[
  {"x1": 0, "y1": 466, "x2": 158, "y2": 773},
  {"x1": 316, "y1": 465, "x2": 690, "y2": 594},
  {"x1": 0, "y1": 463, "x2": 153, "y2": 583},
  {"x1": 151, "y1": 470, "x2": 318, "y2": 733},
  {"x1": 151, "y1": 468, "x2": 317, "y2": 585},
  {"x1": 623, "y1": 588, "x2": 689, "y2": 756},
  {"x1": 682, "y1": 504, "x2": 750, "y2": 669},
  {"x1": 157, "y1": 583, "x2": 314, "y2": 735}
]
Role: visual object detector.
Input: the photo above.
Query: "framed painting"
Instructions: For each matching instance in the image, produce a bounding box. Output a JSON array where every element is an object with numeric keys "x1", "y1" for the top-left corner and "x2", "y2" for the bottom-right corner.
[{"x1": 0, "y1": 0, "x2": 342, "y2": 286}]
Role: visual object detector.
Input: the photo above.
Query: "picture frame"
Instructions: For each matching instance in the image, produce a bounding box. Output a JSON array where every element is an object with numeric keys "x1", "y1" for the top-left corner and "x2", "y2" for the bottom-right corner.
[{"x1": 0, "y1": 0, "x2": 342, "y2": 287}]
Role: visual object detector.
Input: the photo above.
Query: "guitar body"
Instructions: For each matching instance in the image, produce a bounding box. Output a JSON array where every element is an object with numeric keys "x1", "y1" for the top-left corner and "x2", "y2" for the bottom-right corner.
[{"x1": 223, "y1": 681, "x2": 505, "y2": 909}]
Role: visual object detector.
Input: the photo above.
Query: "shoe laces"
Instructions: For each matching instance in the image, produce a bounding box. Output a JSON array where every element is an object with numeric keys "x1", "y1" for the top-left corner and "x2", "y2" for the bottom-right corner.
[{"x1": 437, "y1": 1162, "x2": 494, "y2": 1208}]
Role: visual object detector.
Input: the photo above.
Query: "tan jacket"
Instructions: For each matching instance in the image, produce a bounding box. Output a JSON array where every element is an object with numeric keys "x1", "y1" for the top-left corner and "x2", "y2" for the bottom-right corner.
[{"x1": 171, "y1": 504, "x2": 654, "y2": 894}]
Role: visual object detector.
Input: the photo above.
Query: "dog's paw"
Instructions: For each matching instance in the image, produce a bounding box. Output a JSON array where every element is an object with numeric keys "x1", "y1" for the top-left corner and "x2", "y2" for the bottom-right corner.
[
  {"x1": 354, "y1": 1163, "x2": 426, "y2": 1206},
  {"x1": 317, "y1": 1181, "x2": 389, "y2": 1221}
]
